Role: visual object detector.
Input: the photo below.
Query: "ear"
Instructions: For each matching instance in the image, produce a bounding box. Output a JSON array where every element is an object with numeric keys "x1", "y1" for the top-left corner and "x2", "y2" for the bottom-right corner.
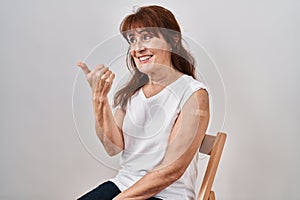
[
  {"x1": 174, "y1": 34, "x2": 180, "y2": 44},
  {"x1": 172, "y1": 33, "x2": 180, "y2": 49}
]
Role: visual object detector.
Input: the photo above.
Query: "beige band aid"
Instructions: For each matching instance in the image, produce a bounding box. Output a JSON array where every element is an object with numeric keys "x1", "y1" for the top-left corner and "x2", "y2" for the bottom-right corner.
[{"x1": 190, "y1": 109, "x2": 209, "y2": 116}]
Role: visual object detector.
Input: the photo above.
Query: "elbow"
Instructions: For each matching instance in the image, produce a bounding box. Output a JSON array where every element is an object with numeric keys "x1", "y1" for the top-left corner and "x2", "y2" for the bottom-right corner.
[
  {"x1": 171, "y1": 167, "x2": 186, "y2": 182},
  {"x1": 162, "y1": 164, "x2": 186, "y2": 184},
  {"x1": 101, "y1": 135, "x2": 124, "y2": 157},
  {"x1": 103, "y1": 140, "x2": 123, "y2": 157},
  {"x1": 105, "y1": 147, "x2": 122, "y2": 157}
]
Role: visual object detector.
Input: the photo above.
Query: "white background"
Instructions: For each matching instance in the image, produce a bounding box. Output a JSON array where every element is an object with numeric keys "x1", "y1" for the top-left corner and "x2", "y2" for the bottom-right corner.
[{"x1": 1, "y1": 0, "x2": 299, "y2": 199}]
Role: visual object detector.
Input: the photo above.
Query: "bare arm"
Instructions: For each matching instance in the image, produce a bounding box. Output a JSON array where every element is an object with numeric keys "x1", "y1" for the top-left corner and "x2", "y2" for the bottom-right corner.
[
  {"x1": 77, "y1": 62, "x2": 125, "y2": 156},
  {"x1": 94, "y1": 99, "x2": 125, "y2": 156},
  {"x1": 113, "y1": 89, "x2": 210, "y2": 200}
]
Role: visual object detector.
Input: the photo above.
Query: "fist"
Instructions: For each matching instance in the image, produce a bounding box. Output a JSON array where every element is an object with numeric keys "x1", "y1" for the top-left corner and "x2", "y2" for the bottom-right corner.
[{"x1": 76, "y1": 61, "x2": 115, "y2": 100}]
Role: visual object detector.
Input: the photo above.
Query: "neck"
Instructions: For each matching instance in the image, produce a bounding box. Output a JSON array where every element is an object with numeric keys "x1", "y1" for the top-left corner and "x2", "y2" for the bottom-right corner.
[{"x1": 146, "y1": 64, "x2": 183, "y2": 87}]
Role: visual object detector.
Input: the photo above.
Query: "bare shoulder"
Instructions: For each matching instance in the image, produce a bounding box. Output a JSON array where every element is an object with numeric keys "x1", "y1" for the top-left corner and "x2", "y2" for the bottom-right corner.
[
  {"x1": 195, "y1": 88, "x2": 209, "y2": 105},
  {"x1": 188, "y1": 88, "x2": 209, "y2": 108}
]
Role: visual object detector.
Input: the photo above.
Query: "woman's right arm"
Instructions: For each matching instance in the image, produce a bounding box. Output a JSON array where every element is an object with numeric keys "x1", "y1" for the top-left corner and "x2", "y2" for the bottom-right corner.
[
  {"x1": 77, "y1": 62, "x2": 124, "y2": 156},
  {"x1": 93, "y1": 98, "x2": 125, "y2": 156}
]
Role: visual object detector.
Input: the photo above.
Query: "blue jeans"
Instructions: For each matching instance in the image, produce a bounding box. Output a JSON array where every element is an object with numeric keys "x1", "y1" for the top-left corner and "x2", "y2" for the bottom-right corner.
[{"x1": 77, "y1": 181, "x2": 162, "y2": 200}]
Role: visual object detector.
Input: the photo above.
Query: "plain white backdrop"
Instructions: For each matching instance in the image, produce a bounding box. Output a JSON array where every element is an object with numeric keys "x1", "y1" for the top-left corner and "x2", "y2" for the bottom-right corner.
[{"x1": 1, "y1": 0, "x2": 299, "y2": 199}]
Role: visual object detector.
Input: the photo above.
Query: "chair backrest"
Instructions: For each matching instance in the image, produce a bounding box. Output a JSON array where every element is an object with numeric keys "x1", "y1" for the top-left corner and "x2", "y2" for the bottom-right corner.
[{"x1": 197, "y1": 132, "x2": 227, "y2": 200}]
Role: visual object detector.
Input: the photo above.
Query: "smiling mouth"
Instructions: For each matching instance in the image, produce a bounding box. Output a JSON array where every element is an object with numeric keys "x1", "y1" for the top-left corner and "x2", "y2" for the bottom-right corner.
[{"x1": 138, "y1": 55, "x2": 153, "y2": 63}]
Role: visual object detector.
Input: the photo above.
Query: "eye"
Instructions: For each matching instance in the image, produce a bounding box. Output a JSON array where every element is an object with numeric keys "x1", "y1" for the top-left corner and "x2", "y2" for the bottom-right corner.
[
  {"x1": 128, "y1": 37, "x2": 137, "y2": 44},
  {"x1": 143, "y1": 34, "x2": 152, "y2": 41}
]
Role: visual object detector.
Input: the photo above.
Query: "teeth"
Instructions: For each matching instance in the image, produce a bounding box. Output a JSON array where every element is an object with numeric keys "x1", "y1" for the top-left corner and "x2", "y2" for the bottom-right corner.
[{"x1": 139, "y1": 56, "x2": 151, "y2": 61}]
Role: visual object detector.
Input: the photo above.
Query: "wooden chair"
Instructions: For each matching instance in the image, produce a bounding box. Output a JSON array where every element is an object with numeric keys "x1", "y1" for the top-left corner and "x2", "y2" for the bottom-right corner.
[{"x1": 197, "y1": 132, "x2": 227, "y2": 200}]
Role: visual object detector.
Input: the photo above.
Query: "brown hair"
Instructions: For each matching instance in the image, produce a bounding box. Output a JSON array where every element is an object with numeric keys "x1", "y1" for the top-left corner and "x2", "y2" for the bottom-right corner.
[{"x1": 114, "y1": 5, "x2": 196, "y2": 110}]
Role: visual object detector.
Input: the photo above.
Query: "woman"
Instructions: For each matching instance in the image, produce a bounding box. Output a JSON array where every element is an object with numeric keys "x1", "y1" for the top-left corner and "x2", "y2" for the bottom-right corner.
[{"x1": 77, "y1": 5, "x2": 210, "y2": 200}]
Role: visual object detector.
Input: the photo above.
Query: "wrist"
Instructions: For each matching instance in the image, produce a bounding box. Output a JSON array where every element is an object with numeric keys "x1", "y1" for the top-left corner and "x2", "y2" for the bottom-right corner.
[{"x1": 93, "y1": 95, "x2": 109, "y2": 106}]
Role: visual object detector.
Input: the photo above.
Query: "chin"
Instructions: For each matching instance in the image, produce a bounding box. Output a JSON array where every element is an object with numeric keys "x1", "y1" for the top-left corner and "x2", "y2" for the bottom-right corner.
[{"x1": 136, "y1": 63, "x2": 156, "y2": 74}]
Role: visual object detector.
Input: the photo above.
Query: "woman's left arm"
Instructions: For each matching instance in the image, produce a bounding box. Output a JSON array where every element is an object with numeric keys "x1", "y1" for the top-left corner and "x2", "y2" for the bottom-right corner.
[{"x1": 113, "y1": 89, "x2": 210, "y2": 200}]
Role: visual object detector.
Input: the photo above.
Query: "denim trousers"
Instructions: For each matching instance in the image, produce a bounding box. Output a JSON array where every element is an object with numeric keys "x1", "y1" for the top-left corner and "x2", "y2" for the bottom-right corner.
[{"x1": 77, "y1": 181, "x2": 162, "y2": 200}]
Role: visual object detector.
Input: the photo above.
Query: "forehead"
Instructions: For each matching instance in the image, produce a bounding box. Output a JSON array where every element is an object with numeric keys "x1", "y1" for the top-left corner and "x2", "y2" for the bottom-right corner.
[
  {"x1": 126, "y1": 28, "x2": 149, "y2": 36},
  {"x1": 125, "y1": 27, "x2": 160, "y2": 37}
]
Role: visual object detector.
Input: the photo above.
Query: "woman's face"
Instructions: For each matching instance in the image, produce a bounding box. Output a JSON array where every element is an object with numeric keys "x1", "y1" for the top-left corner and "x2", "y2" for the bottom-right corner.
[{"x1": 127, "y1": 28, "x2": 172, "y2": 74}]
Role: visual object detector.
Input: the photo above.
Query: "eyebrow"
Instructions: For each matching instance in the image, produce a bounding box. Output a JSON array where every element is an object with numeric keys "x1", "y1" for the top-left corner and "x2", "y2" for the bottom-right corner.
[{"x1": 127, "y1": 30, "x2": 149, "y2": 37}]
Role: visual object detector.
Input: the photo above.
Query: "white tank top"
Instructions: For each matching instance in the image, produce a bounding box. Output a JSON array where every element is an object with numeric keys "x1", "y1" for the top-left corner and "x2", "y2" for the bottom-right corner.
[{"x1": 110, "y1": 74, "x2": 208, "y2": 199}]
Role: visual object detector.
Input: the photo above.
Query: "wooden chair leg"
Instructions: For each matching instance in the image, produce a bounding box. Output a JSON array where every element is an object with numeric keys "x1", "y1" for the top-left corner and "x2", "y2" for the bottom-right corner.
[{"x1": 208, "y1": 191, "x2": 216, "y2": 200}]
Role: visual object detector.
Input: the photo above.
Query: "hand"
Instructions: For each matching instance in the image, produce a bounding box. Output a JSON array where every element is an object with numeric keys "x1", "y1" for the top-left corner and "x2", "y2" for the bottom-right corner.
[{"x1": 76, "y1": 61, "x2": 115, "y2": 103}]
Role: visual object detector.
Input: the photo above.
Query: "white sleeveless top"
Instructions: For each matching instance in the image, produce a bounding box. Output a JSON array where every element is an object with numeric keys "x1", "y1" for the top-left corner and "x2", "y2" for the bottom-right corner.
[{"x1": 110, "y1": 74, "x2": 208, "y2": 200}]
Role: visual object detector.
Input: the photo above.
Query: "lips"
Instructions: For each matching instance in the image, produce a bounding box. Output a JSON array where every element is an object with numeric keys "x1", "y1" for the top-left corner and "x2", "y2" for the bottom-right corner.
[{"x1": 138, "y1": 55, "x2": 153, "y2": 63}]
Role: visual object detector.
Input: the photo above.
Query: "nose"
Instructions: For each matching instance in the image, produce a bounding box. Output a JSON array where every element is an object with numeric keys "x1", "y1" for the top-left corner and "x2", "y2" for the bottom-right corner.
[{"x1": 131, "y1": 40, "x2": 145, "y2": 53}]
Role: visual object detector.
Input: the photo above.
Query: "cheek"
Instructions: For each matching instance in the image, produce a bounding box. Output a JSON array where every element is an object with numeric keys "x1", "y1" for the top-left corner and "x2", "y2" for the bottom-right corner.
[
  {"x1": 130, "y1": 50, "x2": 134, "y2": 57},
  {"x1": 151, "y1": 49, "x2": 171, "y2": 59},
  {"x1": 149, "y1": 40, "x2": 170, "y2": 51},
  {"x1": 132, "y1": 57, "x2": 139, "y2": 66},
  {"x1": 130, "y1": 51, "x2": 138, "y2": 62}
]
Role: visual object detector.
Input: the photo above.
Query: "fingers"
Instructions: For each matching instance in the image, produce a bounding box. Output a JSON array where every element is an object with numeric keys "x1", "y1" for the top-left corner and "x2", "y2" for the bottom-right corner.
[
  {"x1": 76, "y1": 61, "x2": 91, "y2": 75},
  {"x1": 102, "y1": 72, "x2": 115, "y2": 95},
  {"x1": 97, "y1": 70, "x2": 115, "y2": 96},
  {"x1": 94, "y1": 64, "x2": 105, "y2": 71},
  {"x1": 76, "y1": 60, "x2": 116, "y2": 99},
  {"x1": 95, "y1": 67, "x2": 109, "y2": 77},
  {"x1": 101, "y1": 70, "x2": 113, "y2": 81},
  {"x1": 98, "y1": 70, "x2": 112, "y2": 89},
  {"x1": 106, "y1": 72, "x2": 115, "y2": 82},
  {"x1": 92, "y1": 68, "x2": 115, "y2": 105}
]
